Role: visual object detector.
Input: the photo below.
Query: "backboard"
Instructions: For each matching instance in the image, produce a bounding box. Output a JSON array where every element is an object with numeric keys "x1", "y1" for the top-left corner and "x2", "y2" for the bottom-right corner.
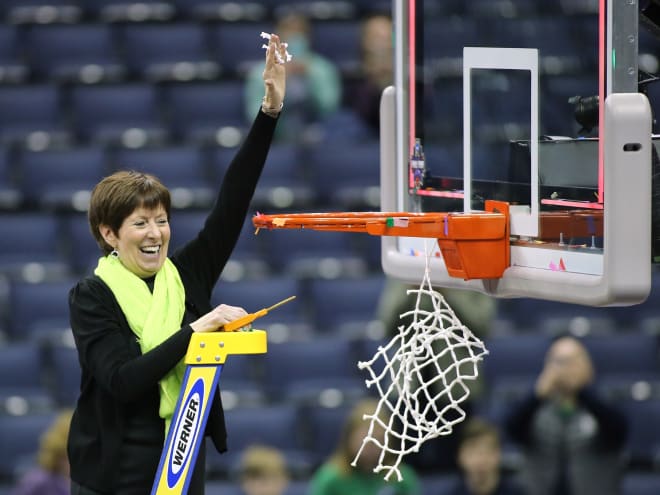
[{"x1": 381, "y1": 0, "x2": 654, "y2": 305}]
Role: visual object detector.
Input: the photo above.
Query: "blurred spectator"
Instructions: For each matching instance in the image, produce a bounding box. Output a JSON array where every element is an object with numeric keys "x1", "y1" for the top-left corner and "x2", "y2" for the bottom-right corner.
[
  {"x1": 238, "y1": 445, "x2": 290, "y2": 495},
  {"x1": 447, "y1": 417, "x2": 526, "y2": 495},
  {"x1": 244, "y1": 12, "x2": 342, "y2": 142},
  {"x1": 309, "y1": 398, "x2": 420, "y2": 495},
  {"x1": 504, "y1": 336, "x2": 627, "y2": 495},
  {"x1": 345, "y1": 14, "x2": 393, "y2": 134},
  {"x1": 11, "y1": 409, "x2": 73, "y2": 495}
]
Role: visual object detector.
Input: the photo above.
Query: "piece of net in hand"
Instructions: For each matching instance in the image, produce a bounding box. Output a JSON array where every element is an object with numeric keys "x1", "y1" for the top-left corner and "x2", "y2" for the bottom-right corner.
[{"x1": 352, "y1": 252, "x2": 489, "y2": 482}]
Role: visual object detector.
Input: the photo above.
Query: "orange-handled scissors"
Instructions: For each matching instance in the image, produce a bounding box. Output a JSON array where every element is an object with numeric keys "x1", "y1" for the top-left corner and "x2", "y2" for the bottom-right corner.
[{"x1": 220, "y1": 295, "x2": 296, "y2": 332}]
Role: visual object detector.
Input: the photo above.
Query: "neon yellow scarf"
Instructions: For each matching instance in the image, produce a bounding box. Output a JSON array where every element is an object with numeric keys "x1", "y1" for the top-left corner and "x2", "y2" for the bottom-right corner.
[{"x1": 95, "y1": 254, "x2": 186, "y2": 435}]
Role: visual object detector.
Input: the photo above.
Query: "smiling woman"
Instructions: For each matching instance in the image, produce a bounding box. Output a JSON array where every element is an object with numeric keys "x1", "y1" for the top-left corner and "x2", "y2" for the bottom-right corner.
[{"x1": 66, "y1": 33, "x2": 288, "y2": 495}]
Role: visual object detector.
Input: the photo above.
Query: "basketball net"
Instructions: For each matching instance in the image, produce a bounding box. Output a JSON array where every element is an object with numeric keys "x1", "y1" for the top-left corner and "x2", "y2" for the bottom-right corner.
[{"x1": 352, "y1": 245, "x2": 489, "y2": 482}]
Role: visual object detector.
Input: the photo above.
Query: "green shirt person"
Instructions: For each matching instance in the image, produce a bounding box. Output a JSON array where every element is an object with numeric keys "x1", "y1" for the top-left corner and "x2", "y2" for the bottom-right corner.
[{"x1": 308, "y1": 399, "x2": 420, "y2": 495}]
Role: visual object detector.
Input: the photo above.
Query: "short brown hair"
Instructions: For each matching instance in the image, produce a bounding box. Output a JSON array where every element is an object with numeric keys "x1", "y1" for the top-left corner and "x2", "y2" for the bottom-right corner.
[
  {"x1": 239, "y1": 445, "x2": 288, "y2": 479},
  {"x1": 459, "y1": 417, "x2": 501, "y2": 447},
  {"x1": 88, "y1": 170, "x2": 171, "y2": 255}
]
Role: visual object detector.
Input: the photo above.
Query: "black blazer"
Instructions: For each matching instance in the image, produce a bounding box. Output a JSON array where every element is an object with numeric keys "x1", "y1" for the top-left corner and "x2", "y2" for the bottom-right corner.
[{"x1": 67, "y1": 110, "x2": 278, "y2": 493}]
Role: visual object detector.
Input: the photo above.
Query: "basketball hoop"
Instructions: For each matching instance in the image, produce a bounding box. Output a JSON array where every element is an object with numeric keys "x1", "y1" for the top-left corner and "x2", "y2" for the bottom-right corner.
[{"x1": 252, "y1": 204, "x2": 504, "y2": 480}]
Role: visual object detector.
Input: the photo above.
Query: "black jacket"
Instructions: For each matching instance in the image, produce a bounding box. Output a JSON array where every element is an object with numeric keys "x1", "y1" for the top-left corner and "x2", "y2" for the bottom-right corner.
[{"x1": 67, "y1": 110, "x2": 278, "y2": 493}]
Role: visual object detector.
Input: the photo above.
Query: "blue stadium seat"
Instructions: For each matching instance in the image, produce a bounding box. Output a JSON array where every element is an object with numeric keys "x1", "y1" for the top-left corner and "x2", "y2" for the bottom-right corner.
[
  {"x1": 111, "y1": 145, "x2": 214, "y2": 208},
  {"x1": 0, "y1": 412, "x2": 59, "y2": 482},
  {"x1": 263, "y1": 225, "x2": 367, "y2": 279},
  {"x1": 81, "y1": 0, "x2": 175, "y2": 22},
  {"x1": 310, "y1": 20, "x2": 362, "y2": 75},
  {"x1": 0, "y1": 342, "x2": 54, "y2": 413},
  {"x1": 622, "y1": 471, "x2": 660, "y2": 495},
  {"x1": 47, "y1": 343, "x2": 80, "y2": 407},
  {"x1": 265, "y1": 0, "x2": 359, "y2": 20},
  {"x1": 308, "y1": 140, "x2": 380, "y2": 208},
  {"x1": 207, "y1": 22, "x2": 273, "y2": 78},
  {"x1": 0, "y1": 84, "x2": 70, "y2": 147},
  {"x1": 424, "y1": 18, "x2": 480, "y2": 70},
  {"x1": 25, "y1": 23, "x2": 125, "y2": 83},
  {"x1": 481, "y1": 334, "x2": 552, "y2": 394},
  {"x1": 308, "y1": 275, "x2": 386, "y2": 334},
  {"x1": 211, "y1": 277, "x2": 307, "y2": 334},
  {"x1": 0, "y1": 0, "x2": 81, "y2": 24},
  {"x1": 581, "y1": 333, "x2": 660, "y2": 378},
  {"x1": 7, "y1": 279, "x2": 75, "y2": 341},
  {"x1": 164, "y1": 81, "x2": 248, "y2": 144},
  {"x1": 251, "y1": 144, "x2": 315, "y2": 209},
  {"x1": 205, "y1": 404, "x2": 306, "y2": 477},
  {"x1": 0, "y1": 212, "x2": 71, "y2": 282},
  {"x1": 302, "y1": 402, "x2": 353, "y2": 462},
  {"x1": 70, "y1": 82, "x2": 168, "y2": 146},
  {"x1": 170, "y1": 213, "x2": 270, "y2": 281},
  {"x1": 263, "y1": 338, "x2": 365, "y2": 403},
  {"x1": 172, "y1": 0, "x2": 267, "y2": 21},
  {"x1": 0, "y1": 25, "x2": 28, "y2": 83},
  {"x1": 119, "y1": 23, "x2": 219, "y2": 82},
  {"x1": 61, "y1": 212, "x2": 101, "y2": 276},
  {"x1": 619, "y1": 399, "x2": 660, "y2": 467},
  {"x1": 17, "y1": 146, "x2": 107, "y2": 210},
  {"x1": 0, "y1": 147, "x2": 21, "y2": 210}
]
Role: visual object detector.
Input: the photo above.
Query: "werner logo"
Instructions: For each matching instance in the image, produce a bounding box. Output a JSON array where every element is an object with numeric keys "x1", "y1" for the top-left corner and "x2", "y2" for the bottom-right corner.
[{"x1": 167, "y1": 378, "x2": 205, "y2": 488}]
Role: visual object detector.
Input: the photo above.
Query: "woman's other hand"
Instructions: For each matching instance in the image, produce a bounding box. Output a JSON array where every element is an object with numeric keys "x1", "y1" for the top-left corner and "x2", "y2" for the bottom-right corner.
[{"x1": 190, "y1": 304, "x2": 248, "y2": 333}]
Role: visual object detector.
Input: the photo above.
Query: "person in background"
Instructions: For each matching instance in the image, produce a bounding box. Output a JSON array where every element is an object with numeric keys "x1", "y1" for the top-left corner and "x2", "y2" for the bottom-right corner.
[
  {"x1": 447, "y1": 417, "x2": 526, "y2": 495},
  {"x1": 238, "y1": 445, "x2": 290, "y2": 495},
  {"x1": 344, "y1": 14, "x2": 393, "y2": 135},
  {"x1": 309, "y1": 398, "x2": 420, "y2": 495},
  {"x1": 66, "y1": 35, "x2": 287, "y2": 495},
  {"x1": 11, "y1": 409, "x2": 73, "y2": 495},
  {"x1": 504, "y1": 336, "x2": 627, "y2": 495},
  {"x1": 244, "y1": 12, "x2": 341, "y2": 142}
]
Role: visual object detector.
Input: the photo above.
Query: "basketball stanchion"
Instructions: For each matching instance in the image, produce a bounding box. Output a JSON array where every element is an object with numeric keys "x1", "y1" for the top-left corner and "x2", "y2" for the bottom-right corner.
[{"x1": 150, "y1": 296, "x2": 295, "y2": 495}]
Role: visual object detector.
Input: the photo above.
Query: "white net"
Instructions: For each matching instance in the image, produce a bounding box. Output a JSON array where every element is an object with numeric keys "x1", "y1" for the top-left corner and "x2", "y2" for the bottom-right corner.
[{"x1": 352, "y1": 251, "x2": 489, "y2": 481}]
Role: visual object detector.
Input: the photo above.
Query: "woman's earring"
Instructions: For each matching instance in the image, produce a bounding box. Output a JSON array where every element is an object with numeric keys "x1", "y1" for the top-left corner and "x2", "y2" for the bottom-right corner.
[{"x1": 110, "y1": 249, "x2": 119, "y2": 258}]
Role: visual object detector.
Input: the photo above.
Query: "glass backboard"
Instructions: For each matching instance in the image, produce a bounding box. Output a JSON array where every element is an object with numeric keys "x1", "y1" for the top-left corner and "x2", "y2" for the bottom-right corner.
[{"x1": 380, "y1": 0, "x2": 654, "y2": 305}]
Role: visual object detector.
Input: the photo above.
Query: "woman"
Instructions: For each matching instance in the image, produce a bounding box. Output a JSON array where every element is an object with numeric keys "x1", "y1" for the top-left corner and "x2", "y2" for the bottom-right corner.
[
  {"x1": 309, "y1": 398, "x2": 420, "y2": 495},
  {"x1": 67, "y1": 35, "x2": 287, "y2": 495}
]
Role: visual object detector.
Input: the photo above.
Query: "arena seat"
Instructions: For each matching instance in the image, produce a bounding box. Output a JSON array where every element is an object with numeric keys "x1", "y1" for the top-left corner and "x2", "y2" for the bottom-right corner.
[
  {"x1": 0, "y1": 25, "x2": 28, "y2": 83},
  {"x1": 70, "y1": 82, "x2": 169, "y2": 146},
  {"x1": 0, "y1": 342, "x2": 53, "y2": 413},
  {"x1": 0, "y1": 84, "x2": 70, "y2": 147},
  {"x1": 25, "y1": 23, "x2": 125, "y2": 83},
  {"x1": 205, "y1": 404, "x2": 307, "y2": 477},
  {"x1": 81, "y1": 0, "x2": 175, "y2": 22},
  {"x1": 119, "y1": 22, "x2": 219, "y2": 82},
  {"x1": 163, "y1": 81, "x2": 247, "y2": 144},
  {"x1": 47, "y1": 342, "x2": 80, "y2": 407},
  {"x1": 111, "y1": 144, "x2": 214, "y2": 208},
  {"x1": 262, "y1": 338, "x2": 365, "y2": 404},
  {"x1": 206, "y1": 22, "x2": 273, "y2": 79},
  {"x1": 17, "y1": 146, "x2": 107, "y2": 210},
  {"x1": 0, "y1": 147, "x2": 21, "y2": 210},
  {"x1": 7, "y1": 279, "x2": 75, "y2": 341},
  {"x1": 0, "y1": 411, "x2": 58, "y2": 483},
  {"x1": 0, "y1": 212, "x2": 71, "y2": 282},
  {"x1": 61, "y1": 212, "x2": 102, "y2": 276},
  {"x1": 308, "y1": 275, "x2": 386, "y2": 334},
  {"x1": 307, "y1": 140, "x2": 380, "y2": 209}
]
